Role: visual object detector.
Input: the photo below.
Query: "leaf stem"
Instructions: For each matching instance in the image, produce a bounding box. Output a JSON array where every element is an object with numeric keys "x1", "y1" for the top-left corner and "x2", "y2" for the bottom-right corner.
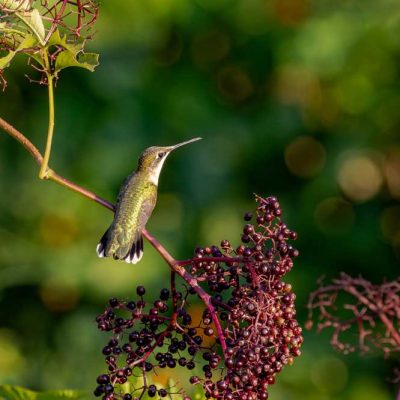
[{"x1": 39, "y1": 49, "x2": 55, "y2": 179}]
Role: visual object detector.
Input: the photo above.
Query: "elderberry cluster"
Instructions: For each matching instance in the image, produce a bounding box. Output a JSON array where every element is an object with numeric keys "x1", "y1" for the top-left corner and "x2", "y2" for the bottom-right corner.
[
  {"x1": 94, "y1": 285, "x2": 198, "y2": 399},
  {"x1": 188, "y1": 195, "x2": 302, "y2": 399},
  {"x1": 94, "y1": 195, "x2": 302, "y2": 400}
]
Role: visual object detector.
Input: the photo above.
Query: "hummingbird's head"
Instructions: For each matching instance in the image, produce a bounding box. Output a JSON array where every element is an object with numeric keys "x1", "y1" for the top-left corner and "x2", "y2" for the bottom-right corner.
[{"x1": 137, "y1": 137, "x2": 202, "y2": 185}]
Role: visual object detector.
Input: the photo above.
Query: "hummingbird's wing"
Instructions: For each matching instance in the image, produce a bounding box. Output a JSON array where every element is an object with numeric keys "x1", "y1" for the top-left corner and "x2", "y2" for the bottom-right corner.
[
  {"x1": 116, "y1": 171, "x2": 135, "y2": 206},
  {"x1": 124, "y1": 196, "x2": 156, "y2": 263},
  {"x1": 111, "y1": 181, "x2": 157, "y2": 263},
  {"x1": 96, "y1": 172, "x2": 135, "y2": 259}
]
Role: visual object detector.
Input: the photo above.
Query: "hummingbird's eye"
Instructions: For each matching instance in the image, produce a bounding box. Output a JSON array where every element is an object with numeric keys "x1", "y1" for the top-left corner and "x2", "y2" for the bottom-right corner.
[{"x1": 158, "y1": 152, "x2": 165, "y2": 158}]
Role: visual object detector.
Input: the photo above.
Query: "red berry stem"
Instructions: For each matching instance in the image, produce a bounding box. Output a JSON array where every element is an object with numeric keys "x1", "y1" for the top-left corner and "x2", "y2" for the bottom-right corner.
[
  {"x1": 170, "y1": 271, "x2": 178, "y2": 322},
  {"x1": 176, "y1": 256, "x2": 243, "y2": 267},
  {"x1": 143, "y1": 229, "x2": 228, "y2": 356},
  {"x1": 307, "y1": 273, "x2": 400, "y2": 356}
]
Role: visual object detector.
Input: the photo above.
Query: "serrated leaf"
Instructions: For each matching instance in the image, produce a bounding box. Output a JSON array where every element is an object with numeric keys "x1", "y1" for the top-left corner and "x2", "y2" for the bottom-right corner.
[
  {"x1": 48, "y1": 30, "x2": 99, "y2": 73},
  {"x1": 0, "y1": 385, "x2": 37, "y2": 400},
  {"x1": 47, "y1": 30, "x2": 81, "y2": 54},
  {"x1": 55, "y1": 51, "x2": 99, "y2": 72},
  {"x1": 0, "y1": 33, "x2": 38, "y2": 69}
]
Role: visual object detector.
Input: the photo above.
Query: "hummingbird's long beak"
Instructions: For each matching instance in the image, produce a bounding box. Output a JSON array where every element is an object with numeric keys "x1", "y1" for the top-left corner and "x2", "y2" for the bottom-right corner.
[{"x1": 169, "y1": 137, "x2": 202, "y2": 152}]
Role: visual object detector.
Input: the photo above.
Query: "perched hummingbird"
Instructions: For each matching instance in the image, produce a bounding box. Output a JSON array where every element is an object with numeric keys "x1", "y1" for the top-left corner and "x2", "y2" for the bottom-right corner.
[{"x1": 97, "y1": 137, "x2": 202, "y2": 264}]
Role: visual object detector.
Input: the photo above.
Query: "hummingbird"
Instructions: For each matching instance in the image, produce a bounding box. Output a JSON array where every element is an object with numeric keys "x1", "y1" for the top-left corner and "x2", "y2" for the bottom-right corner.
[{"x1": 97, "y1": 137, "x2": 202, "y2": 264}]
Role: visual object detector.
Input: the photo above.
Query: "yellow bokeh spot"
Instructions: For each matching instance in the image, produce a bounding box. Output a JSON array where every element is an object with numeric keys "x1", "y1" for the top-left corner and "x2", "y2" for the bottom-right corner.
[
  {"x1": 192, "y1": 29, "x2": 230, "y2": 67},
  {"x1": 186, "y1": 303, "x2": 216, "y2": 347},
  {"x1": 272, "y1": 0, "x2": 310, "y2": 27},
  {"x1": 315, "y1": 197, "x2": 354, "y2": 234},
  {"x1": 217, "y1": 65, "x2": 254, "y2": 103},
  {"x1": 152, "y1": 370, "x2": 170, "y2": 386},
  {"x1": 284, "y1": 136, "x2": 326, "y2": 178},
  {"x1": 275, "y1": 66, "x2": 321, "y2": 110},
  {"x1": 39, "y1": 280, "x2": 80, "y2": 312},
  {"x1": 337, "y1": 153, "x2": 383, "y2": 202}
]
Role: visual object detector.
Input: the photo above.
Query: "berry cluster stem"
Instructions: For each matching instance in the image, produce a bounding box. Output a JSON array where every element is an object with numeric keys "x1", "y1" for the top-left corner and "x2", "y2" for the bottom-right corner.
[{"x1": 142, "y1": 231, "x2": 228, "y2": 355}]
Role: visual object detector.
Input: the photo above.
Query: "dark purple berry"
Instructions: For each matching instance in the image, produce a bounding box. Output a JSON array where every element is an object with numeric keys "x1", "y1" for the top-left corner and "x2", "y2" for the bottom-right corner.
[
  {"x1": 160, "y1": 288, "x2": 170, "y2": 300},
  {"x1": 148, "y1": 385, "x2": 157, "y2": 397},
  {"x1": 136, "y1": 286, "x2": 146, "y2": 296},
  {"x1": 109, "y1": 298, "x2": 119, "y2": 307},
  {"x1": 244, "y1": 212, "x2": 253, "y2": 221},
  {"x1": 95, "y1": 386, "x2": 105, "y2": 397},
  {"x1": 97, "y1": 374, "x2": 110, "y2": 384}
]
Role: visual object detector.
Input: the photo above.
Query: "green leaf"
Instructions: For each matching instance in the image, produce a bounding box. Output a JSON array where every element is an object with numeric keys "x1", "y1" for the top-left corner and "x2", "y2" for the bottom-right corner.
[
  {"x1": 47, "y1": 30, "x2": 81, "y2": 54},
  {"x1": 0, "y1": 0, "x2": 30, "y2": 12},
  {"x1": 0, "y1": 385, "x2": 37, "y2": 400},
  {"x1": 0, "y1": 0, "x2": 45, "y2": 44},
  {"x1": 0, "y1": 33, "x2": 38, "y2": 69},
  {"x1": 16, "y1": 8, "x2": 45, "y2": 45},
  {"x1": 48, "y1": 30, "x2": 99, "y2": 73},
  {"x1": 55, "y1": 51, "x2": 99, "y2": 72}
]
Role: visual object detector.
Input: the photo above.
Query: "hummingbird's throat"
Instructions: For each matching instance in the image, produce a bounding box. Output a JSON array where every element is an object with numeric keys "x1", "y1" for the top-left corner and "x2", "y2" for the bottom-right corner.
[{"x1": 149, "y1": 155, "x2": 168, "y2": 185}]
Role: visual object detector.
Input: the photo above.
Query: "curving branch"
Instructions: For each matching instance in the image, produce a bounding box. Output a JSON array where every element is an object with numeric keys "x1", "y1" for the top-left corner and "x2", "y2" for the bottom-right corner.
[{"x1": 0, "y1": 115, "x2": 227, "y2": 355}]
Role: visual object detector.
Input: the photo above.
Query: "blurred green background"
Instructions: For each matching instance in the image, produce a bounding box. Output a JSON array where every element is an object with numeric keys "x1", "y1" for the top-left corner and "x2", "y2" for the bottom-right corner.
[{"x1": 1, "y1": 0, "x2": 400, "y2": 399}]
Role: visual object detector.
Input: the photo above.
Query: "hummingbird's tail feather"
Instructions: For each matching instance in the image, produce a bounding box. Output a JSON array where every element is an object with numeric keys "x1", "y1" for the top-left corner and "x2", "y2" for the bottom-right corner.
[
  {"x1": 96, "y1": 228, "x2": 110, "y2": 258},
  {"x1": 124, "y1": 234, "x2": 143, "y2": 264},
  {"x1": 96, "y1": 228, "x2": 144, "y2": 264}
]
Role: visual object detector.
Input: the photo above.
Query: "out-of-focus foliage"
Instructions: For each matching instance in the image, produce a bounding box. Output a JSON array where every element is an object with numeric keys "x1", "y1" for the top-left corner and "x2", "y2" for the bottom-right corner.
[
  {"x1": 0, "y1": 384, "x2": 90, "y2": 399},
  {"x1": 0, "y1": 0, "x2": 399, "y2": 399}
]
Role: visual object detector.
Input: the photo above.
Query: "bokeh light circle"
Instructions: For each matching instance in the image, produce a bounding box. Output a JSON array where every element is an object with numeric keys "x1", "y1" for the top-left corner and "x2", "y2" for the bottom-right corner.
[
  {"x1": 284, "y1": 136, "x2": 326, "y2": 178},
  {"x1": 337, "y1": 153, "x2": 383, "y2": 202}
]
